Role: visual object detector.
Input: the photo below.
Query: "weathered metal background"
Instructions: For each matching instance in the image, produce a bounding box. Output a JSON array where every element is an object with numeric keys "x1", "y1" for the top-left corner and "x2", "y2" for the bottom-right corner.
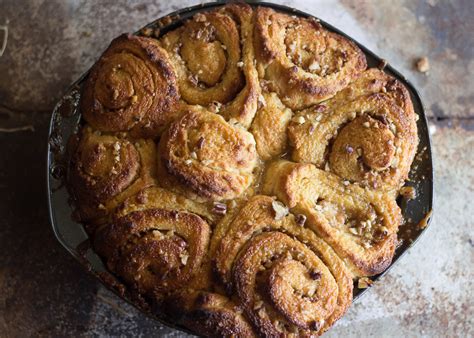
[{"x1": 0, "y1": 0, "x2": 472, "y2": 337}]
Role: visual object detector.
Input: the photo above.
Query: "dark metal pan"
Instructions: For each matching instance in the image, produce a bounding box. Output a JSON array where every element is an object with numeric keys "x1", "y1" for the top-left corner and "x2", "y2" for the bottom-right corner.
[{"x1": 46, "y1": 1, "x2": 433, "y2": 335}]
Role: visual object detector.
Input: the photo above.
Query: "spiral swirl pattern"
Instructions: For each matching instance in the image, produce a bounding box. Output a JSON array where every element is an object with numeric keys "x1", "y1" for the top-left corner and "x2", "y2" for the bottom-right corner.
[
  {"x1": 254, "y1": 7, "x2": 367, "y2": 110},
  {"x1": 81, "y1": 34, "x2": 180, "y2": 138},
  {"x1": 158, "y1": 107, "x2": 258, "y2": 202},
  {"x1": 263, "y1": 161, "x2": 402, "y2": 276},
  {"x1": 288, "y1": 69, "x2": 418, "y2": 190},
  {"x1": 161, "y1": 3, "x2": 260, "y2": 128},
  {"x1": 166, "y1": 291, "x2": 256, "y2": 338},
  {"x1": 213, "y1": 195, "x2": 352, "y2": 336},
  {"x1": 69, "y1": 4, "x2": 420, "y2": 336},
  {"x1": 94, "y1": 207, "x2": 210, "y2": 298},
  {"x1": 68, "y1": 126, "x2": 156, "y2": 225}
]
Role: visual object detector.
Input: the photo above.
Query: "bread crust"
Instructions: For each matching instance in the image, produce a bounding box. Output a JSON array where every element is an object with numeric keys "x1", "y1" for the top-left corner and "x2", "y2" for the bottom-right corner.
[{"x1": 68, "y1": 4, "x2": 418, "y2": 336}]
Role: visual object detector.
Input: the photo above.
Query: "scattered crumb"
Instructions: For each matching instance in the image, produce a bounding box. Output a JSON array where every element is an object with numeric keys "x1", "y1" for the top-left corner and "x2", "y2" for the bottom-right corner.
[
  {"x1": 272, "y1": 200, "x2": 288, "y2": 220},
  {"x1": 418, "y1": 210, "x2": 432, "y2": 229},
  {"x1": 293, "y1": 115, "x2": 305, "y2": 124},
  {"x1": 201, "y1": 159, "x2": 213, "y2": 166},
  {"x1": 258, "y1": 94, "x2": 266, "y2": 107},
  {"x1": 212, "y1": 202, "x2": 227, "y2": 215},
  {"x1": 253, "y1": 300, "x2": 264, "y2": 310},
  {"x1": 295, "y1": 214, "x2": 307, "y2": 226},
  {"x1": 378, "y1": 59, "x2": 388, "y2": 70},
  {"x1": 308, "y1": 61, "x2": 320, "y2": 71},
  {"x1": 415, "y1": 57, "x2": 430, "y2": 73},
  {"x1": 180, "y1": 252, "x2": 189, "y2": 265},
  {"x1": 141, "y1": 27, "x2": 153, "y2": 36},
  {"x1": 400, "y1": 186, "x2": 416, "y2": 200},
  {"x1": 363, "y1": 242, "x2": 373, "y2": 249},
  {"x1": 210, "y1": 101, "x2": 222, "y2": 113},
  {"x1": 358, "y1": 277, "x2": 373, "y2": 289}
]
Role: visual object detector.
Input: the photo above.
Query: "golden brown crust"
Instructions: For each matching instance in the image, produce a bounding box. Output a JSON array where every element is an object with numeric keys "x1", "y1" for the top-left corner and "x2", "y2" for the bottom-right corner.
[
  {"x1": 68, "y1": 126, "x2": 156, "y2": 225},
  {"x1": 67, "y1": 5, "x2": 420, "y2": 336},
  {"x1": 213, "y1": 195, "x2": 352, "y2": 335},
  {"x1": 253, "y1": 7, "x2": 367, "y2": 110},
  {"x1": 160, "y1": 3, "x2": 260, "y2": 128},
  {"x1": 327, "y1": 68, "x2": 415, "y2": 115},
  {"x1": 114, "y1": 186, "x2": 216, "y2": 223},
  {"x1": 250, "y1": 92, "x2": 292, "y2": 160},
  {"x1": 81, "y1": 34, "x2": 179, "y2": 138},
  {"x1": 94, "y1": 207, "x2": 210, "y2": 299},
  {"x1": 288, "y1": 69, "x2": 418, "y2": 191},
  {"x1": 166, "y1": 291, "x2": 256, "y2": 338},
  {"x1": 157, "y1": 107, "x2": 258, "y2": 202},
  {"x1": 262, "y1": 161, "x2": 402, "y2": 277}
]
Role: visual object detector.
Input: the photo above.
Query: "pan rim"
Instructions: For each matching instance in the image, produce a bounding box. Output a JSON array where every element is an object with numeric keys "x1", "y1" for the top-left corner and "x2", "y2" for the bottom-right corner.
[{"x1": 46, "y1": 1, "x2": 434, "y2": 335}]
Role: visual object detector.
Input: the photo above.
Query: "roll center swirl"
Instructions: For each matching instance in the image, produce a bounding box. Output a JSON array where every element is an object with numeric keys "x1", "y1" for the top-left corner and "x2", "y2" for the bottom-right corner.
[{"x1": 158, "y1": 108, "x2": 257, "y2": 201}]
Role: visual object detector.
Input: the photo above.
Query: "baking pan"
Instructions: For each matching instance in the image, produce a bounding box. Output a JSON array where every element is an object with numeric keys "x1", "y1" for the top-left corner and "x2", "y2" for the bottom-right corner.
[{"x1": 46, "y1": 1, "x2": 434, "y2": 334}]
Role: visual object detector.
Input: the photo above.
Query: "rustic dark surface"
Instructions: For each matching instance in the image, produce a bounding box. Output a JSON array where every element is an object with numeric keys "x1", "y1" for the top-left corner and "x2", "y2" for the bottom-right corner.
[{"x1": 0, "y1": 0, "x2": 472, "y2": 337}]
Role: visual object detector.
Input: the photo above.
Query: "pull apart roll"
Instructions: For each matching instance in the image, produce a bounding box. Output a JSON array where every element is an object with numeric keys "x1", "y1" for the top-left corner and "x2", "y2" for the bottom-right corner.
[
  {"x1": 96, "y1": 188, "x2": 252, "y2": 336},
  {"x1": 213, "y1": 195, "x2": 352, "y2": 336},
  {"x1": 94, "y1": 206, "x2": 211, "y2": 301},
  {"x1": 288, "y1": 69, "x2": 418, "y2": 191},
  {"x1": 68, "y1": 126, "x2": 156, "y2": 226},
  {"x1": 254, "y1": 7, "x2": 366, "y2": 110},
  {"x1": 160, "y1": 3, "x2": 260, "y2": 128},
  {"x1": 166, "y1": 291, "x2": 256, "y2": 338},
  {"x1": 81, "y1": 34, "x2": 179, "y2": 138},
  {"x1": 157, "y1": 108, "x2": 258, "y2": 202},
  {"x1": 263, "y1": 161, "x2": 402, "y2": 277}
]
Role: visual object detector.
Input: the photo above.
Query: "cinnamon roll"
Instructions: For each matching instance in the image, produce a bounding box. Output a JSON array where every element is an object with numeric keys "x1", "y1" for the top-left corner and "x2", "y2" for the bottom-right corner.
[
  {"x1": 81, "y1": 34, "x2": 179, "y2": 138},
  {"x1": 327, "y1": 68, "x2": 416, "y2": 115},
  {"x1": 94, "y1": 207, "x2": 210, "y2": 300},
  {"x1": 288, "y1": 69, "x2": 418, "y2": 190},
  {"x1": 157, "y1": 108, "x2": 258, "y2": 202},
  {"x1": 213, "y1": 195, "x2": 352, "y2": 335},
  {"x1": 254, "y1": 7, "x2": 367, "y2": 110},
  {"x1": 262, "y1": 161, "x2": 402, "y2": 276},
  {"x1": 160, "y1": 3, "x2": 260, "y2": 128},
  {"x1": 68, "y1": 126, "x2": 156, "y2": 225},
  {"x1": 166, "y1": 291, "x2": 256, "y2": 338}
]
